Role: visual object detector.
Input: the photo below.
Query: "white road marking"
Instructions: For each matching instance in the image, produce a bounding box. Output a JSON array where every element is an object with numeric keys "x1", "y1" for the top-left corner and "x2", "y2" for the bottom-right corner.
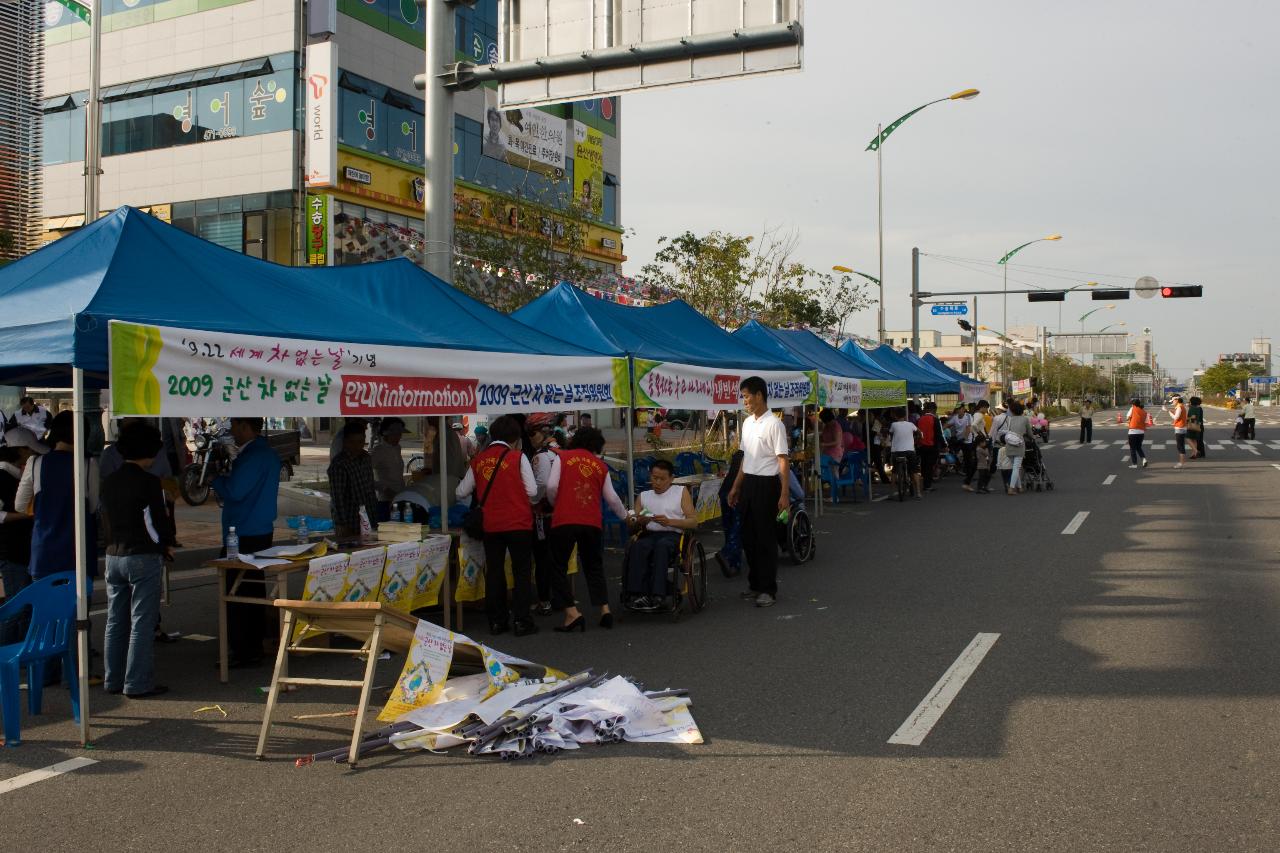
[
  {"x1": 1272, "y1": 464, "x2": 1280, "y2": 472},
  {"x1": 1121, "y1": 454, "x2": 1130, "y2": 463},
  {"x1": 1244, "y1": 447, "x2": 1260, "y2": 456},
  {"x1": 1061, "y1": 511, "x2": 1090, "y2": 535},
  {"x1": 0, "y1": 758, "x2": 98, "y2": 795},
  {"x1": 887, "y1": 632, "x2": 1000, "y2": 747},
  {"x1": 1103, "y1": 475, "x2": 1116, "y2": 485},
  {"x1": 1093, "y1": 443, "x2": 1110, "y2": 450}
]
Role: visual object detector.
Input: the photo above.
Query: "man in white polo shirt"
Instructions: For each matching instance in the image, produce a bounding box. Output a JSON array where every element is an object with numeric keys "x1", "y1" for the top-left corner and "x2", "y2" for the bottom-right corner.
[{"x1": 727, "y1": 376, "x2": 790, "y2": 608}]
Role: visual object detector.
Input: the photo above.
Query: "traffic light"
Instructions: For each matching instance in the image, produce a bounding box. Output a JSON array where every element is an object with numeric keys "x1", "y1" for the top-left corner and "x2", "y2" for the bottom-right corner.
[
  {"x1": 1027, "y1": 291, "x2": 1066, "y2": 302},
  {"x1": 1161, "y1": 285, "x2": 1203, "y2": 298},
  {"x1": 957, "y1": 319, "x2": 973, "y2": 332},
  {"x1": 1092, "y1": 289, "x2": 1130, "y2": 300}
]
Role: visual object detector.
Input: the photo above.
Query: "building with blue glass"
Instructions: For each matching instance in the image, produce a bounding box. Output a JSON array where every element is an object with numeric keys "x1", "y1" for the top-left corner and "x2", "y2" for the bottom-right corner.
[{"x1": 38, "y1": 0, "x2": 625, "y2": 272}]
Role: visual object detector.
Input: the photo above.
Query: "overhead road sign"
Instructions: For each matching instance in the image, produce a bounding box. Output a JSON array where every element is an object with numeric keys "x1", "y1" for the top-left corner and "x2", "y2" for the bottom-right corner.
[
  {"x1": 1248, "y1": 376, "x2": 1277, "y2": 385},
  {"x1": 930, "y1": 302, "x2": 967, "y2": 316},
  {"x1": 443, "y1": 0, "x2": 804, "y2": 109}
]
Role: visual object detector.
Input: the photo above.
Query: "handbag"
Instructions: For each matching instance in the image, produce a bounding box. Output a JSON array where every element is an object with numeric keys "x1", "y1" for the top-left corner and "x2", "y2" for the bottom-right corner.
[{"x1": 462, "y1": 447, "x2": 511, "y2": 540}]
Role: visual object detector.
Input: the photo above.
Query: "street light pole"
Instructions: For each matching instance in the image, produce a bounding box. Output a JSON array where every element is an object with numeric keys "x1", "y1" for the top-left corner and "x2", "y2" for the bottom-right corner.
[
  {"x1": 866, "y1": 88, "x2": 978, "y2": 346},
  {"x1": 876, "y1": 122, "x2": 884, "y2": 344},
  {"x1": 997, "y1": 233, "x2": 1062, "y2": 392}
]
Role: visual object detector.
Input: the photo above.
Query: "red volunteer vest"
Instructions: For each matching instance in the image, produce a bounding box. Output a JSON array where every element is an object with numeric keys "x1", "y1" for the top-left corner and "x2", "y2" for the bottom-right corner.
[
  {"x1": 917, "y1": 414, "x2": 937, "y2": 447},
  {"x1": 470, "y1": 444, "x2": 532, "y2": 533},
  {"x1": 551, "y1": 449, "x2": 607, "y2": 529}
]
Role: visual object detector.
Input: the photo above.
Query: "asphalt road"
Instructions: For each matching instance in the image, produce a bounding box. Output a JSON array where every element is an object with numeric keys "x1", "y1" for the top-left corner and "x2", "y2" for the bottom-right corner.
[{"x1": 2, "y1": 406, "x2": 1278, "y2": 851}]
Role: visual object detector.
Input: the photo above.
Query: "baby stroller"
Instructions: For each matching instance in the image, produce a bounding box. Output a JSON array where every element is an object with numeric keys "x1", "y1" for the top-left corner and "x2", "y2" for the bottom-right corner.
[
  {"x1": 1021, "y1": 435, "x2": 1054, "y2": 492},
  {"x1": 1233, "y1": 415, "x2": 1248, "y2": 439}
]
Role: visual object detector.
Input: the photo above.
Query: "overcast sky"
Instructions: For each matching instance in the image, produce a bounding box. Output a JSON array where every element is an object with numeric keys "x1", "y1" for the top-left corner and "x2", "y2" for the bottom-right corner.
[{"x1": 619, "y1": 1, "x2": 1278, "y2": 381}]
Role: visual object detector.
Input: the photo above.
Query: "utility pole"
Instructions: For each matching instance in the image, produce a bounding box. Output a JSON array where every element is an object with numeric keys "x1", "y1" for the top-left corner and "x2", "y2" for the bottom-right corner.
[
  {"x1": 910, "y1": 247, "x2": 920, "y2": 352},
  {"x1": 972, "y1": 296, "x2": 979, "y2": 380},
  {"x1": 421, "y1": 0, "x2": 457, "y2": 284}
]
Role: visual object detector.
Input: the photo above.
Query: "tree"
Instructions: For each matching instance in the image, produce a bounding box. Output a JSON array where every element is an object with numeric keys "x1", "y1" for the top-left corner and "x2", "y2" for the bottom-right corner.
[
  {"x1": 639, "y1": 230, "x2": 757, "y2": 325},
  {"x1": 815, "y1": 270, "x2": 874, "y2": 342},
  {"x1": 452, "y1": 183, "x2": 601, "y2": 313},
  {"x1": 1198, "y1": 361, "x2": 1261, "y2": 396}
]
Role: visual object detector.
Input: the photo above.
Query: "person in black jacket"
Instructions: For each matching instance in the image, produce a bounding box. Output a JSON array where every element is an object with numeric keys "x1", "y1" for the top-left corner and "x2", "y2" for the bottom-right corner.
[
  {"x1": 100, "y1": 421, "x2": 175, "y2": 698},
  {"x1": 0, "y1": 430, "x2": 43, "y2": 645}
]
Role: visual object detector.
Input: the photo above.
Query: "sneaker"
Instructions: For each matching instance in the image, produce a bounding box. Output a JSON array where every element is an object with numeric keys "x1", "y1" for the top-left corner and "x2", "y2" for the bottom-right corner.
[
  {"x1": 739, "y1": 590, "x2": 758, "y2": 600},
  {"x1": 1128, "y1": 464, "x2": 1138, "y2": 469},
  {"x1": 755, "y1": 593, "x2": 776, "y2": 608},
  {"x1": 1173, "y1": 463, "x2": 1184, "y2": 469},
  {"x1": 1141, "y1": 458, "x2": 1148, "y2": 468}
]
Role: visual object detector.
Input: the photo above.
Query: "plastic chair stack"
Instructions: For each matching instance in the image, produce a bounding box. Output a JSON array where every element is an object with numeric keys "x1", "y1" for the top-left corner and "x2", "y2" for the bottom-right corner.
[
  {"x1": 0, "y1": 572, "x2": 81, "y2": 746},
  {"x1": 673, "y1": 452, "x2": 701, "y2": 477}
]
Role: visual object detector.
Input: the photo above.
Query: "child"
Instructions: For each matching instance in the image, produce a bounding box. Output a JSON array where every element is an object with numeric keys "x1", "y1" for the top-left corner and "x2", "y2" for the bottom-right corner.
[{"x1": 974, "y1": 434, "x2": 993, "y2": 494}]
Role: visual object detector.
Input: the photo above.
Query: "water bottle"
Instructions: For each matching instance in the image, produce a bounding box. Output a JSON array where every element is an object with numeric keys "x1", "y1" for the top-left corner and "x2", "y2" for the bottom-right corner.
[
  {"x1": 226, "y1": 526, "x2": 240, "y2": 560},
  {"x1": 390, "y1": 503, "x2": 402, "y2": 523},
  {"x1": 296, "y1": 517, "x2": 308, "y2": 545}
]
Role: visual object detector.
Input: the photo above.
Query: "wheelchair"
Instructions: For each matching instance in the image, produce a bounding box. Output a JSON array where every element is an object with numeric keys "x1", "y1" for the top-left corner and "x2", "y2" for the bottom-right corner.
[
  {"x1": 620, "y1": 528, "x2": 709, "y2": 621},
  {"x1": 777, "y1": 499, "x2": 815, "y2": 564}
]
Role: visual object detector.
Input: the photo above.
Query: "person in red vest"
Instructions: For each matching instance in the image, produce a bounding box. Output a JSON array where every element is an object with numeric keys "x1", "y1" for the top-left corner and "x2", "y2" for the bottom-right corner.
[
  {"x1": 545, "y1": 427, "x2": 628, "y2": 632},
  {"x1": 456, "y1": 415, "x2": 539, "y2": 637},
  {"x1": 916, "y1": 402, "x2": 942, "y2": 492}
]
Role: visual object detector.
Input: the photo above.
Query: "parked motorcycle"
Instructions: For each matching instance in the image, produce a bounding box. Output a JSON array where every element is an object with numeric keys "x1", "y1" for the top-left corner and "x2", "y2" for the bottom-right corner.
[{"x1": 180, "y1": 427, "x2": 236, "y2": 506}]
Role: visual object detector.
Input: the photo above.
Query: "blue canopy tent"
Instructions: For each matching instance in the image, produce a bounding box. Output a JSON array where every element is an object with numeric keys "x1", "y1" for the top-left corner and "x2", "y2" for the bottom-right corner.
[
  {"x1": 921, "y1": 353, "x2": 989, "y2": 402},
  {"x1": 838, "y1": 339, "x2": 908, "y2": 383},
  {"x1": 900, "y1": 349, "x2": 965, "y2": 389},
  {"x1": 852, "y1": 343, "x2": 956, "y2": 395},
  {"x1": 514, "y1": 283, "x2": 816, "y2": 502},
  {"x1": 0, "y1": 207, "x2": 616, "y2": 743},
  {"x1": 733, "y1": 321, "x2": 900, "y2": 384}
]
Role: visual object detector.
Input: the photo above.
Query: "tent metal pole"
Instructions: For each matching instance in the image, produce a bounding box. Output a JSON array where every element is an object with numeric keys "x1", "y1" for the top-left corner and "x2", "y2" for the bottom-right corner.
[
  {"x1": 865, "y1": 411, "x2": 873, "y2": 501},
  {"x1": 624, "y1": 357, "x2": 635, "y2": 509},
  {"x1": 72, "y1": 366, "x2": 91, "y2": 746},
  {"x1": 812, "y1": 404, "x2": 821, "y2": 517},
  {"x1": 437, "y1": 415, "x2": 451, "y2": 630}
]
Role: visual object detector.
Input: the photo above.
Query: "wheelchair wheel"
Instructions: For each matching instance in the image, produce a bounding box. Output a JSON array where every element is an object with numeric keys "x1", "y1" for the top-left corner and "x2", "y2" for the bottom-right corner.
[
  {"x1": 788, "y1": 511, "x2": 815, "y2": 564},
  {"x1": 685, "y1": 541, "x2": 708, "y2": 613}
]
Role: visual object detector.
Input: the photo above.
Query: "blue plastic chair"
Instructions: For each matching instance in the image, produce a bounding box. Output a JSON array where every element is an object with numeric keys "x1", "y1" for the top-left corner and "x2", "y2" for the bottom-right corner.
[
  {"x1": 842, "y1": 451, "x2": 869, "y2": 500},
  {"x1": 0, "y1": 572, "x2": 80, "y2": 746},
  {"x1": 632, "y1": 458, "x2": 653, "y2": 492},
  {"x1": 820, "y1": 455, "x2": 857, "y2": 504},
  {"x1": 699, "y1": 454, "x2": 725, "y2": 475},
  {"x1": 601, "y1": 468, "x2": 630, "y2": 546},
  {"x1": 674, "y1": 452, "x2": 700, "y2": 477}
]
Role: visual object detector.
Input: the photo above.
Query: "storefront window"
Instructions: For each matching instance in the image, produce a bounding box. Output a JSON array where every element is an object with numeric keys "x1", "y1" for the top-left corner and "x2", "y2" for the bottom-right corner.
[
  {"x1": 333, "y1": 201, "x2": 424, "y2": 266},
  {"x1": 336, "y1": 72, "x2": 425, "y2": 169}
]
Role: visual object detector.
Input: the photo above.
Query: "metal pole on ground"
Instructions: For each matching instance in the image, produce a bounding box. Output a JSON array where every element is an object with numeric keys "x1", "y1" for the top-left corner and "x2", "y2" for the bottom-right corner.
[
  {"x1": 625, "y1": 357, "x2": 636, "y2": 509},
  {"x1": 72, "y1": 366, "x2": 91, "y2": 746},
  {"x1": 422, "y1": 0, "x2": 455, "y2": 282}
]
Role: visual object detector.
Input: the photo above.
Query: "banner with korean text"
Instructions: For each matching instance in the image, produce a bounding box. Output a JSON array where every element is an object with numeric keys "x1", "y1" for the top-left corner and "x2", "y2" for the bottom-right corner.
[
  {"x1": 815, "y1": 375, "x2": 906, "y2": 409},
  {"x1": 623, "y1": 358, "x2": 816, "y2": 410},
  {"x1": 108, "y1": 321, "x2": 620, "y2": 416}
]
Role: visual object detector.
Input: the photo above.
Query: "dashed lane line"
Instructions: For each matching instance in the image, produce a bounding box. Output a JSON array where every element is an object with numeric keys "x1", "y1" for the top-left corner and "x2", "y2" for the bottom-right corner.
[
  {"x1": 887, "y1": 633, "x2": 1001, "y2": 747},
  {"x1": 0, "y1": 758, "x2": 98, "y2": 795},
  {"x1": 1103, "y1": 474, "x2": 1116, "y2": 485},
  {"x1": 1062, "y1": 511, "x2": 1090, "y2": 535}
]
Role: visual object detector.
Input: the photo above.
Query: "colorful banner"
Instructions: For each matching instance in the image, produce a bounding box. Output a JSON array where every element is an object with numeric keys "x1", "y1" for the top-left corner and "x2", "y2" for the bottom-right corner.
[
  {"x1": 380, "y1": 536, "x2": 451, "y2": 613},
  {"x1": 305, "y1": 193, "x2": 330, "y2": 266},
  {"x1": 483, "y1": 88, "x2": 567, "y2": 177},
  {"x1": 627, "y1": 358, "x2": 815, "y2": 410},
  {"x1": 109, "y1": 321, "x2": 619, "y2": 417},
  {"x1": 959, "y1": 382, "x2": 987, "y2": 403},
  {"x1": 573, "y1": 121, "x2": 604, "y2": 219},
  {"x1": 1012, "y1": 378, "x2": 1033, "y2": 397}
]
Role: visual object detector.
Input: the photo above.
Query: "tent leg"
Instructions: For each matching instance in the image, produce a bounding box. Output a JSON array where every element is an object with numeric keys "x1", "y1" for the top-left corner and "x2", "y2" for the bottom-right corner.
[
  {"x1": 72, "y1": 367, "x2": 91, "y2": 747},
  {"x1": 625, "y1": 357, "x2": 636, "y2": 509},
  {"x1": 865, "y1": 412, "x2": 873, "y2": 501},
  {"x1": 812, "y1": 405, "x2": 821, "y2": 516},
  {"x1": 438, "y1": 416, "x2": 453, "y2": 631}
]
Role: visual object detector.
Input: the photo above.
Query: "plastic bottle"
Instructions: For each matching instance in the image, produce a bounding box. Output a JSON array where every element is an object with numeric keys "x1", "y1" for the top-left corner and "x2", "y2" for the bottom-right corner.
[
  {"x1": 390, "y1": 503, "x2": 402, "y2": 523},
  {"x1": 226, "y1": 526, "x2": 240, "y2": 560},
  {"x1": 296, "y1": 517, "x2": 308, "y2": 545}
]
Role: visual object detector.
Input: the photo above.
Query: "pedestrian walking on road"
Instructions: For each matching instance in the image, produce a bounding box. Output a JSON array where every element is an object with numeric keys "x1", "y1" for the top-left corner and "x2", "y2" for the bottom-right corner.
[
  {"x1": 1187, "y1": 396, "x2": 1206, "y2": 458},
  {"x1": 1078, "y1": 399, "x2": 1095, "y2": 444},
  {"x1": 1125, "y1": 398, "x2": 1148, "y2": 469},
  {"x1": 727, "y1": 376, "x2": 790, "y2": 609},
  {"x1": 1242, "y1": 397, "x2": 1256, "y2": 440},
  {"x1": 998, "y1": 400, "x2": 1031, "y2": 495},
  {"x1": 916, "y1": 403, "x2": 941, "y2": 493},
  {"x1": 974, "y1": 434, "x2": 993, "y2": 494},
  {"x1": 1166, "y1": 395, "x2": 1189, "y2": 469}
]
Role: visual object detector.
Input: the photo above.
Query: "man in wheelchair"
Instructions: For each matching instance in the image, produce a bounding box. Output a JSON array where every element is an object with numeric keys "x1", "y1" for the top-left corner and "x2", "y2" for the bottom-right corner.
[{"x1": 623, "y1": 459, "x2": 698, "y2": 611}]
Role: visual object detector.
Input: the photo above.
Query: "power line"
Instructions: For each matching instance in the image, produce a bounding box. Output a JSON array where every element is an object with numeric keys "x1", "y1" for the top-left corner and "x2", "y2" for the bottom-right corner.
[{"x1": 920, "y1": 253, "x2": 1202, "y2": 287}]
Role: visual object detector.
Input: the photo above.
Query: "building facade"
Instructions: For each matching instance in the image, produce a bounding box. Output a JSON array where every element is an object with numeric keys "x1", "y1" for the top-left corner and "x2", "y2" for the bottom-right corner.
[
  {"x1": 39, "y1": 0, "x2": 625, "y2": 272},
  {"x1": 0, "y1": 0, "x2": 44, "y2": 261}
]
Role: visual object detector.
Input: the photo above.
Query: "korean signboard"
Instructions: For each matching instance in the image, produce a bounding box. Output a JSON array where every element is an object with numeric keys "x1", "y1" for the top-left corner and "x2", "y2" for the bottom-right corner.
[
  {"x1": 305, "y1": 193, "x2": 330, "y2": 266},
  {"x1": 626, "y1": 358, "x2": 815, "y2": 410},
  {"x1": 305, "y1": 41, "x2": 336, "y2": 187},
  {"x1": 482, "y1": 88, "x2": 567, "y2": 177}
]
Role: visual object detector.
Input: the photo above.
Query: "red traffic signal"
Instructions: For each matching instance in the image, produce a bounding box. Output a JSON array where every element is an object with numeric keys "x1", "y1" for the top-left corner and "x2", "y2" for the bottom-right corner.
[{"x1": 1161, "y1": 285, "x2": 1202, "y2": 298}]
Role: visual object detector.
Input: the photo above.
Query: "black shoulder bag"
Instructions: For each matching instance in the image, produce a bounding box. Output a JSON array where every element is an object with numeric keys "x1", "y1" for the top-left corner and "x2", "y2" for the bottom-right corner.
[{"x1": 462, "y1": 447, "x2": 511, "y2": 540}]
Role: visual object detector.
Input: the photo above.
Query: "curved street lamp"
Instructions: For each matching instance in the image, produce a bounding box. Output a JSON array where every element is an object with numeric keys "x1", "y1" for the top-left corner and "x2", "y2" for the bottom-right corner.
[
  {"x1": 864, "y1": 88, "x2": 980, "y2": 344},
  {"x1": 997, "y1": 233, "x2": 1061, "y2": 387}
]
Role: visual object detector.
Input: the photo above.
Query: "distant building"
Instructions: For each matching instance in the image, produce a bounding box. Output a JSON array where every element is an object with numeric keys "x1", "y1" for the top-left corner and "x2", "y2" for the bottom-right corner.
[
  {"x1": 0, "y1": 0, "x2": 43, "y2": 260},
  {"x1": 1250, "y1": 337, "x2": 1272, "y2": 375}
]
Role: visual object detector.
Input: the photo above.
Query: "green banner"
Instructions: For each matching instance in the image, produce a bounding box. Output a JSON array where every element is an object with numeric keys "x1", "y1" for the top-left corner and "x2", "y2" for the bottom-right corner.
[{"x1": 859, "y1": 380, "x2": 908, "y2": 409}]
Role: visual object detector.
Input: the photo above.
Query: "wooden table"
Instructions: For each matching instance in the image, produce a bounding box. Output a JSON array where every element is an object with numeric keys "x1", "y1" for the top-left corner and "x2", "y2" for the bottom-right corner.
[
  {"x1": 255, "y1": 600, "x2": 419, "y2": 766},
  {"x1": 206, "y1": 559, "x2": 313, "y2": 684},
  {"x1": 672, "y1": 473, "x2": 718, "y2": 488}
]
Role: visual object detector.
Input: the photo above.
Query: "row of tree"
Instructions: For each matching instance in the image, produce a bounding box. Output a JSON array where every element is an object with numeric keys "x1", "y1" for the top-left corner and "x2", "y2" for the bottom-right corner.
[{"x1": 448, "y1": 183, "x2": 872, "y2": 337}]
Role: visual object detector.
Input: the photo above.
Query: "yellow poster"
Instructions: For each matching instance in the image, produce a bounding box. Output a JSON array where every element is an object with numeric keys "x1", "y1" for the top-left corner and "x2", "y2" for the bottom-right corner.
[
  {"x1": 455, "y1": 533, "x2": 577, "y2": 603},
  {"x1": 573, "y1": 122, "x2": 604, "y2": 219},
  {"x1": 378, "y1": 618, "x2": 456, "y2": 721},
  {"x1": 694, "y1": 477, "x2": 724, "y2": 524},
  {"x1": 380, "y1": 535, "x2": 451, "y2": 613},
  {"x1": 292, "y1": 552, "x2": 351, "y2": 642},
  {"x1": 340, "y1": 546, "x2": 387, "y2": 603}
]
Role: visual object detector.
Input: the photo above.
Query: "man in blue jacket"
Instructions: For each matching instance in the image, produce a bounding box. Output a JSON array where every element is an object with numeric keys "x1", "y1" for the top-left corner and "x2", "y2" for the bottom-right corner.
[{"x1": 213, "y1": 417, "x2": 280, "y2": 667}]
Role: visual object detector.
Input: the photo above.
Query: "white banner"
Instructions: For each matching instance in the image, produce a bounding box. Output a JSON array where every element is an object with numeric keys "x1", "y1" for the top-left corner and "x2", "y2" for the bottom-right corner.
[
  {"x1": 305, "y1": 41, "x2": 337, "y2": 188},
  {"x1": 630, "y1": 358, "x2": 815, "y2": 410},
  {"x1": 483, "y1": 88, "x2": 567, "y2": 176},
  {"x1": 108, "y1": 321, "x2": 620, "y2": 417},
  {"x1": 820, "y1": 374, "x2": 861, "y2": 408},
  {"x1": 959, "y1": 382, "x2": 987, "y2": 403}
]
